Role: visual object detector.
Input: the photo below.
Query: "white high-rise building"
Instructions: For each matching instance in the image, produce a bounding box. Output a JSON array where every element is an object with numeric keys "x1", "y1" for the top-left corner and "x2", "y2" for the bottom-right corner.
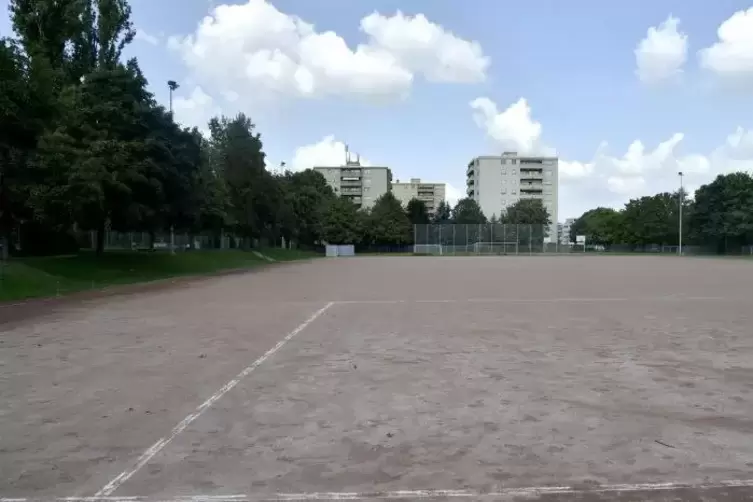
[
  {"x1": 392, "y1": 178, "x2": 446, "y2": 215},
  {"x1": 466, "y1": 152, "x2": 559, "y2": 241}
]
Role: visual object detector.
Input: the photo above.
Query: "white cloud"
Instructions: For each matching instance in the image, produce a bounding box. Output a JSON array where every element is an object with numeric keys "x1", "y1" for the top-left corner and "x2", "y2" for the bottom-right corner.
[
  {"x1": 635, "y1": 16, "x2": 688, "y2": 85},
  {"x1": 360, "y1": 11, "x2": 489, "y2": 83},
  {"x1": 134, "y1": 28, "x2": 160, "y2": 46},
  {"x1": 168, "y1": 0, "x2": 488, "y2": 103},
  {"x1": 172, "y1": 86, "x2": 221, "y2": 131},
  {"x1": 698, "y1": 7, "x2": 753, "y2": 84},
  {"x1": 290, "y1": 136, "x2": 371, "y2": 172},
  {"x1": 469, "y1": 96, "x2": 753, "y2": 218},
  {"x1": 470, "y1": 97, "x2": 546, "y2": 155}
]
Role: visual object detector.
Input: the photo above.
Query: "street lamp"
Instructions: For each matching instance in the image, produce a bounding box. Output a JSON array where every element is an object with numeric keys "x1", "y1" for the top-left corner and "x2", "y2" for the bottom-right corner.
[
  {"x1": 167, "y1": 80, "x2": 179, "y2": 116},
  {"x1": 678, "y1": 171, "x2": 684, "y2": 256},
  {"x1": 167, "y1": 80, "x2": 180, "y2": 254}
]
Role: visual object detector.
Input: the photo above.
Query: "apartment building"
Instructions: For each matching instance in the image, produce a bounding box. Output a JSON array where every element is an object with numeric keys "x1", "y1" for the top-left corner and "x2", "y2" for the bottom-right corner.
[
  {"x1": 560, "y1": 217, "x2": 576, "y2": 244},
  {"x1": 314, "y1": 159, "x2": 390, "y2": 210},
  {"x1": 392, "y1": 178, "x2": 446, "y2": 215},
  {"x1": 466, "y1": 152, "x2": 559, "y2": 241}
]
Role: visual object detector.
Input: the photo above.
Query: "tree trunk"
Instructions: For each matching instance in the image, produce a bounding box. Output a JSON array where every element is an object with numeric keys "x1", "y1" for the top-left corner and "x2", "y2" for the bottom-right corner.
[{"x1": 96, "y1": 220, "x2": 106, "y2": 255}]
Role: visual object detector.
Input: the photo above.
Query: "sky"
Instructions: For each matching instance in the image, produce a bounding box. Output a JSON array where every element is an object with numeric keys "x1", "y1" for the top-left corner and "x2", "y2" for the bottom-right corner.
[{"x1": 2, "y1": 0, "x2": 753, "y2": 219}]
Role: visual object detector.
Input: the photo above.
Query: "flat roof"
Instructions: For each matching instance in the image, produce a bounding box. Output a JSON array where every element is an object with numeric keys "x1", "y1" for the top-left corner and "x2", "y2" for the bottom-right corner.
[
  {"x1": 470, "y1": 155, "x2": 559, "y2": 161},
  {"x1": 313, "y1": 165, "x2": 390, "y2": 170}
]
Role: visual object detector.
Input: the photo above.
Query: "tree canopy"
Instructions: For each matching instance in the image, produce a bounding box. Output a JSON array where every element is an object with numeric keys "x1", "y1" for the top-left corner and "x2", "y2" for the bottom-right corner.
[
  {"x1": 570, "y1": 173, "x2": 753, "y2": 253},
  {"x1": 451, "y1": 198, "x2": 487, "y2": 224}
]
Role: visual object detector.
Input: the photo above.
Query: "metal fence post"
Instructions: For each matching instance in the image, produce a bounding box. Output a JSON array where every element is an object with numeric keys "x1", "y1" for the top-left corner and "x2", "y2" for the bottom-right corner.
[{"x1": 529, "y1": 224, "x2": 532, "y2": 254}]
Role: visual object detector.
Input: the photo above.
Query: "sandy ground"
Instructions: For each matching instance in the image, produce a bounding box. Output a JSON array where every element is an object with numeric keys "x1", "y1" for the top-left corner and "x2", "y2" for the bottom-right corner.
[{"x1": 1, "y1": 255, "x2": 753, "y2": 501}]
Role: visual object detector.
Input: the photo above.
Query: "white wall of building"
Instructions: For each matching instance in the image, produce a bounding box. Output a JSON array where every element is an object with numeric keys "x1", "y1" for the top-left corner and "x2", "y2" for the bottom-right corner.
[
  {"x1": 467, "y1": 153, "x2": 559, "y2": 241},
  {"x1": 392, "y1": 178, "x2": 446, "y2": 215},
  {"x1": 314, "y1": 164, "x2": 390, "y2": 209}
]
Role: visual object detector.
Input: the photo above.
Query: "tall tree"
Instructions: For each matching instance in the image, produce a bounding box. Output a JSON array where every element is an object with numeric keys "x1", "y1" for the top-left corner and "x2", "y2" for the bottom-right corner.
[
  {"x1": 620, "y1": 192, "x2": 680, "y2": 246},
  {"x1": 405, "y1": 198, "x2": 430, "y2": 225},
  {"x1": 690, "y1": 173, "x2": 753, "y2": 252},
  {"x1": 432, "y1": 200, "x2": 452, "y2": 223},
  {"x1": 452, "y1": 197, "x2": 486, "y2": 224},
  {"x1": 1, "y1": 37, "x2": 66, "y2": 256},
  {"x1": 570, "y1": 207, "x2": 622, "y2": 247},
  {"x1": 280, "y1": 169, "x2": 335, "y2": 247},
  {"x1": 365, "y1": 192, "x2": 413, "y2": 246},
  {"x1": 209, "y1": 114, "x2": 269, "y2": 244},
  {"x1": 320, "y1": 196, "x2": 362, "y2": 244},
  {"x1": 501, "y1": 199, "x2": 551, "y2": 226},
  {"x1": 52, "y1": 64, "x2": 157, "y2": 253}
]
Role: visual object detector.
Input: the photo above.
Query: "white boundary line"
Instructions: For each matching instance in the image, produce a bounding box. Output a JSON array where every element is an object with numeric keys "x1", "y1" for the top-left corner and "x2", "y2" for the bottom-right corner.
[
  {"x1": 7, "y1": 479, "x2": 753, "y2": 501},
  {"x1": 93, "y1": 302, "x2": 335, "y2": 498},
  {"x1": 335, "y1": 295, "x2": 731, "y2": 305}
]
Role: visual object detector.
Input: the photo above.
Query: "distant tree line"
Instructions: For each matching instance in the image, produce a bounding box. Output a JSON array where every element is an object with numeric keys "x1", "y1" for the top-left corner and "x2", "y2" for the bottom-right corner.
[
  {"x1": 569, "y1": 173, "x2": 753, "y2": 253},
  {"x1": 0, "y1": 0, "x2": 553, "y2": 257}
]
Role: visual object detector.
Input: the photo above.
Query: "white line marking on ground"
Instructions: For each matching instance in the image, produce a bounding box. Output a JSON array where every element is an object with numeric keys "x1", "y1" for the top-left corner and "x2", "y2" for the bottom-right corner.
[
  {"x1": 93, "y1": 302, "x2": 335, "y2": 498},
  {"x1": 333, "y1": 296, "x2": 732, "y2": 305},
  {"x1": 12, "y1": 479, "x2": 753, "y2": 501},
  {"x1": 263, "y1": 478, "x2": 753, "y2": 499}
]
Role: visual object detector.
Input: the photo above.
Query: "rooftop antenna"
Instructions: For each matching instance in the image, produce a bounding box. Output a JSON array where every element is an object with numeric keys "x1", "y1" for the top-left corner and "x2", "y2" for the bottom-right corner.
[{"x1": 345, "y1": 144, "x2": 350, "y2": 165}]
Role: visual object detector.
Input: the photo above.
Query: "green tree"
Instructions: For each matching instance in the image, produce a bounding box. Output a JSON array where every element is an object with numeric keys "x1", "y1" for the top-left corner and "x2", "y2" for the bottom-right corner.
[
  {"x1": 279, "y1": 169, "x2": 335, "y2": 247},
  {"x1": 208, "y1": 113, "x2": 269, "y2": 245},
  {"x1": 690, "y1": 173, "x2": 753, "y2": 253},
  {"x1": 320, "y1": 196, "x2": 362, "y2": 244},
  {"x1": 45, "y1": 63, "x2": 157, "y2": 253},
  {"x1": 620, "y1": 192, "x2": 680, "y2": 246},
  {"x1": 501, "y1": 199, "x2": 551, "y2": 225},
  {"x1": 452, "y1": 197, "x2": 486, "y2": 224},
  {"x1": 366, "y1": 192, "x2": 412, "y2": 246},
  {"x1": 570, "y1": 207, "x2": 623, "y2": 247},
  {"x1": 432, "y1": 200, "x2": 452, "y2": 223},
  {"x1": 405, "y1": 198, "x2": 430, "y2": 225}
]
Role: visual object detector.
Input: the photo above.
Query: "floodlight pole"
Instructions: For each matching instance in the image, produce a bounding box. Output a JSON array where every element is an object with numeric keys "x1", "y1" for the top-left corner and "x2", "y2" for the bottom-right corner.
[
  {"x1": 678, "y1": 171, "x2": 684, "y2": 256},
  {"x1": 167, "y1": 80, "x2": 180, "y2": 254}
]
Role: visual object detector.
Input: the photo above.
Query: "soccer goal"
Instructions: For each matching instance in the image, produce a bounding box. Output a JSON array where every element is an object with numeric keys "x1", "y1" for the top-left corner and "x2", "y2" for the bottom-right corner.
[
  {"x1": 413, "y1": 244, "x2": 443, "y2": 255},
  {"x1": 472, "y1": 241, "x2": 519, "y2": 255}
]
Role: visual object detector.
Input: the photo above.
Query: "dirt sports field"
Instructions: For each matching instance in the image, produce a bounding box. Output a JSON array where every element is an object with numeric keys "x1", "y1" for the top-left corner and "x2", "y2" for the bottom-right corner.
[{"x1": 2, "y1": 255, "x2": 753, "y2": 502}]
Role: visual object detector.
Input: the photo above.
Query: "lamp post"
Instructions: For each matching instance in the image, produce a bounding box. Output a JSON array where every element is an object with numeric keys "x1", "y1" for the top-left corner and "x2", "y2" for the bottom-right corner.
[
  {"x1": 678, "y1": 171, "x2": 684, "y2": 256},
  {"x1": 167, "y1": 80, "x2": 179, "y2": 254},
  {"x1": 167, "y1": 80, "x2": 179, "y2": 116}
]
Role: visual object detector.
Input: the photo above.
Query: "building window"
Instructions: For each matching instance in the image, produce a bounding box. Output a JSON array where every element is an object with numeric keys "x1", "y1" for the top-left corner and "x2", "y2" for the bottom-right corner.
[
  {"x1": 512, "y1": 189, "x2": 517, "y2": 195},
  {"x1": 512, "y1": 169, "x2": 517, "y2": 174},
  {"x1": 501, "y1": 188, "x2": 507, "y2": 194},
  {"x1": 501, "y1": 169, "x2": 507, "y2": 174}
]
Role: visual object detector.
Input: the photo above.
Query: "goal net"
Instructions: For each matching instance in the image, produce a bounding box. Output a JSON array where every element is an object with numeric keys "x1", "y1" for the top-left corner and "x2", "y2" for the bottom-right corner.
[
  {"x1": 472, "y1": 241, "x2": 519, "y2": 255},
  {"x1": 413, "y1": 244, "x2": 443, "y2": 255}
]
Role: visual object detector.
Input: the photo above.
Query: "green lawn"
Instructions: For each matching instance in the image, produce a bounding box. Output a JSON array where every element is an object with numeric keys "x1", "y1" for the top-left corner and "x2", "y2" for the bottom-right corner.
[{"x1": 0, "y1": 249, "x2": 321, "y2": 303}]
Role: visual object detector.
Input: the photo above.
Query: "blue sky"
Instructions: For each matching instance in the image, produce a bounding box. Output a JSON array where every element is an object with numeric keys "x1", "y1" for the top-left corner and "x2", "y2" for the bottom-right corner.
[{"x1": 2, "y1": 0, "x2": 753, "y2": 218}]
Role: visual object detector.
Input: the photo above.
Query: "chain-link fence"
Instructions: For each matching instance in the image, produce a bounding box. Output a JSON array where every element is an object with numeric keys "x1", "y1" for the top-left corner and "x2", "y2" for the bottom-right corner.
[
  {"x1": 81, "y1": 231, "x2": 253, "y2": 252},
  {"x1": 413, "y1": 224, "x2": 565, "y2": 255},
  {"x1": 413, "y1": 224, "x2": 753, "y2": 256}
]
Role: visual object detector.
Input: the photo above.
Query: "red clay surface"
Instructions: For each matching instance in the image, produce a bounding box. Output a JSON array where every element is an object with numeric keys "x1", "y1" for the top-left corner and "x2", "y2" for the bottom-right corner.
[{"x1": 1, "y1": 255, "x2": 753, "y2": 501}]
